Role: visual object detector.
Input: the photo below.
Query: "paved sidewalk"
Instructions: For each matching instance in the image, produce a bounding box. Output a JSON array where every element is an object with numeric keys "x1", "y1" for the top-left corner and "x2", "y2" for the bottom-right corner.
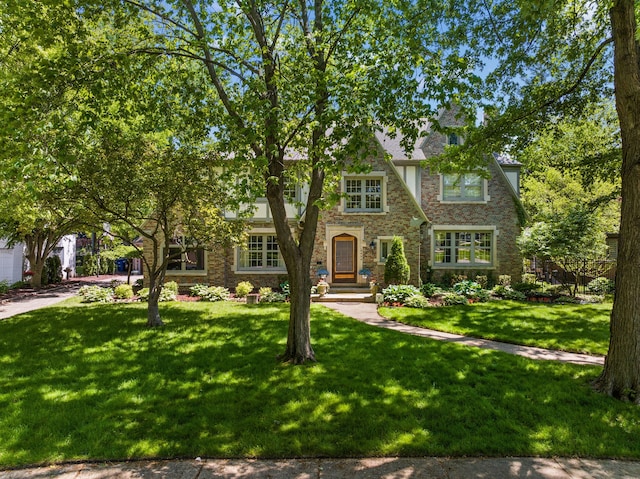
[
  {"x1": 3, "y1": 456, "x2": 640, "y2": 479},
  {"x1": 322, "y1": 302, "x2": 604, "y2": 366}
]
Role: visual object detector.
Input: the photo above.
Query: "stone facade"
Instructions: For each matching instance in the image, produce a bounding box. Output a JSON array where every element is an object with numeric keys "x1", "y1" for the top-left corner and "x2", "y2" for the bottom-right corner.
[{"x1": 149, "y1": 113, "x2": 524, "y2": 291}]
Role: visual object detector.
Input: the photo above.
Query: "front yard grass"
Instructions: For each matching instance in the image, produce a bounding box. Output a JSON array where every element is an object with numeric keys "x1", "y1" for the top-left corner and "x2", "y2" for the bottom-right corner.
[
  {"x1": 1, "y1": 299, "x2": 637, "y2": 468},
  {"x1": 379, "y1": 301, "x2": 611, "y2": 356}
]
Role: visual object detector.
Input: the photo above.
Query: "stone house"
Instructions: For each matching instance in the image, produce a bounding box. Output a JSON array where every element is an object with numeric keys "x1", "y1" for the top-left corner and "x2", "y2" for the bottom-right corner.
[{"x1": 148, "y1": 115, "x2": 523, "y2": 290}]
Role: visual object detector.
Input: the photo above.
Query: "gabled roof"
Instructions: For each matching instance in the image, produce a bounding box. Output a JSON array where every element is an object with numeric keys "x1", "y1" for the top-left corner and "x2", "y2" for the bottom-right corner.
[
  {"x1": 374, "y1": 125, "x2": 429, "y2": 161},
  {"x1": 493, "y1": 152, "x2": 522, "y2": 167}
]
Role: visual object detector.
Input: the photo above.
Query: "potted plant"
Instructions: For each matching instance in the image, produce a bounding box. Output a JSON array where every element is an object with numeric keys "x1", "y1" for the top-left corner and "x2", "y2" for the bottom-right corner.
[{"x1": 316, "y1": 279, "x2": 329, "y2": 296}]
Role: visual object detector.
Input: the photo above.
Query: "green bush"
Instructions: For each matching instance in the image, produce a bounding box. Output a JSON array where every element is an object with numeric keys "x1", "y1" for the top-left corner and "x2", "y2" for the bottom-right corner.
[
  {"x1": 498, "y1": 275, "x2": 511, "y2": 286},
  {"x1": 521, "y1": 273, "x2": 537, "y2": 284},
  {"x1": 235, "y1": 281, "x2": 254, "y2": 298},
  {"x1": 492, "y1": 285, "x2": 526, "y2": 301},
  {"x1": 43, "y1": 256, "x2": 63, "y2": 285},
  {"x1": 78, "y1": 285, "x2": 114, "y2": 303},
  {"x1": 113, "y1": 284, "x2": 134, "y2": 300},
  {"x1": 442, "y1": 292, "x2": 468, "y2": 305},
  {"x1": 258, "y1": 287, "x2": 272, "y2": 297},
  {"x1": 197, "y1": 286, "x2": 231, "y2": 302},
  {"x1": 404, "y1": 295, "x2": 430, "y2": 308},
  {"x1": 511, "y1": 281, "x2": 541, "y2": 294},
  {"x1": 420, "y1": 282, "x2": 438, "y2": 297},
  {"x1": 259, "y1": 291, "x2": 288, "y2": 303},
  {"x1": 474, "y1": 275, "x2": 488, "y2": 289},
  {"x1": 382, "y1": 284, "x2": 421, "y2": 304},
  {"x1": 138, "y1": 281, "x2": 178, "y2": 302},
  {"x1": 587, "y1": 277, "x2": 615, "y2": 295},
  {"x1": 384, "y1": 236, "x2": 410, "y2": 285},
  {"x1": 189, "y1": 284, "x2": 210, "y2": 297},
  {"x1": 0, "y1": 280, "x2": 9, "y2": 294}
]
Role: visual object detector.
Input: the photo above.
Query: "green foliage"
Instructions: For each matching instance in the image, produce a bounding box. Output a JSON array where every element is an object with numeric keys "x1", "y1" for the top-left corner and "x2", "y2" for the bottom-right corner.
[
  {"x1": 511, "y1": 282, "x2": 542, "y2": 294},
  {"x1": 382, "y1": 284, "x2": 422, "y2": 304},
  {"x1": 492, "y1": 285, "x2": 527, "y2": 302},
  {"x1": 521, "y1": 273, "x2": 537, "y2": 284},
  {"x1": 189, "y1": 284, "x2": 230, "y2": 302},
  {"x1": 259, "y1": 291, "x2": 288, "y2": 303},
  {"x1": 113, "y1": 284, "x2": 134, "y2": 300},
  {"x1": 0, "y1": 281, "x2": 9, "y2": 295},
  {"x1": 138, "y1": 282, "x2": 178, "y2": 302},
  {"x1": 42, "y1": 255, "x2": 63, "y2": 285},
  {"x1": 258, "y1": 287, "x2": 272, "y2": 297},
  {"x1": 235, "y1": 281, "x2": 254, "y2": 298},
  {"x1": 78, "y1": 285, "x2": 114, "y2": 303},
  {"x1": 404, "y1": 295, "x2": 430, "y2": 308},
  {"x1": 588, "y1": 277, "x2": 615, "y2": 295},
  {"x1": 498, "y1": 275, "x2": 512, "y2": 286},
  {"x1": 420, "y1": 283, "x2": 438, "y2": 297},
  {"x1": 442, "y1": 293, "x2": 468, "y2": 306},
  {"x1": 452, "y1": 280, "x2": 483, "y2": 298},
  {"x1": 384, "y1": 237, "x2": 410, "y2": 285},
  {"x1": 474, "y1": 275, "x2": 488, "y2": 289}
]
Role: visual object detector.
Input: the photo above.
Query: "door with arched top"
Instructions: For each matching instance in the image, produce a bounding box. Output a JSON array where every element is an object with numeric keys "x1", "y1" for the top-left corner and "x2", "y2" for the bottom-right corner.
[{"x1": 332, "y1": 234, "x2": 357, "y2": 283}]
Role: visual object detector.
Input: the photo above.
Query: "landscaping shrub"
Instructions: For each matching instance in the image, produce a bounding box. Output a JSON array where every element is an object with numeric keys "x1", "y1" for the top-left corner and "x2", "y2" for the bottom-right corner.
[
  {"x1": 442, "y1": 292, "x2": 468, "y2": 305},
  {"x1": 521, "y1": 273, "x2": 537, "y2": 284},
  {"x1": 259, "y1": 290, "x2": 288, "y2": 303},
  {"x1": 235, "y1": 281, "x2": 254, "y2": 298},
  {"x1": 384, "y1": 236, "x2": 410, "y2": 285},
  {"x1": 492, "y1": 285, "x2": 527, "y2": 301},
  {"x1": 113, "y1": 284, "x2": 134, "y2": 300},
  {"x1": 78, "y1": 285, "x2": 114, "y2": 303},
  {"x1": 587, "y1": 277, "x2": 615, "y2": 295},
  {"x1": 498, "y1": 275, "x2": 511, "y2": 286},
  {"x1": 0, "y1": 280, "x2": 9, "y2": 295},
  {"x1": 404, "y1": 294, "x2": 430, "y2": 308},
  {"x1": 42, "y1": 255, "x2": 63, "y2": 285},
  {"x1": 382, "y1": 284, "x2": 422, "y2": 304},
  {"x1": 420, "y1": 282, "x2": 438, "y2": 297},
  {"x1": 259, "y1": 286, "x2": 272, "y2": 296},
  {"x1": 511, "y1": 281, "x2": 541, "y2": 294},
  {"x1": 474, "y1": 275, "x2": 488, "y2": 289},
  {"x1": 138, "y1": 281, "x2": 178, "y2": 302},
  {"x1": 189, "y1": 284, "x2": 231, "y2": 302}
]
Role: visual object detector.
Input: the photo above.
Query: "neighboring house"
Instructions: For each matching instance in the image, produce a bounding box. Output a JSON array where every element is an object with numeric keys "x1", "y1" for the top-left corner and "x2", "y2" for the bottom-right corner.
[
  {"x1": 0, "y1": 240, "x2": 25, "y2": 284},
  {"x1": 0, "y1": 235, "x2": 77, "y2": 283},
  {"x1": 146, "y1": 112, "x2": 524, "y2": 289}
]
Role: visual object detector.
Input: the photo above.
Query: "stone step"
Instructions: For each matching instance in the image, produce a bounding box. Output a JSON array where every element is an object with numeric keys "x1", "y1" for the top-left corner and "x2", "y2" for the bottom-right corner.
[{"x1": 312, "y1": 292, "x2": 375, "y2": 303}]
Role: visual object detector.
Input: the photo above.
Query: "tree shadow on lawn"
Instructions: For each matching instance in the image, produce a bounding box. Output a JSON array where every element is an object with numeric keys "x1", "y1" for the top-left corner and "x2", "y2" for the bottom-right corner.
[{"x1": 0, "y1": 301, "x2": 638, "y2": 468}]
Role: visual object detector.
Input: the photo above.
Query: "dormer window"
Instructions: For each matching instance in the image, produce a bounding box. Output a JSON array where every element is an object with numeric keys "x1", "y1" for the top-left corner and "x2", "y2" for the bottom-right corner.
[{"x1": 448, "y1": 133, "x2": 459, "y2": 146}]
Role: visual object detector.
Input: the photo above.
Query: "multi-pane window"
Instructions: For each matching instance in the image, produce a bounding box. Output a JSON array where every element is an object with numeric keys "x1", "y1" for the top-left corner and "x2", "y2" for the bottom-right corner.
[
  {"x1": 378, "y1": 239, "x2": 393, "y2": 263},
  {"x1": 238, "y1": 234, "x2": 285, "y2": 271},
  {"x1": 442, "y1": 174, "x2": 484, "y2": 201},
  {"x1": 167, "y1": 237, "x2": 205, "y2": 271},
  {"x1": 434, "y1": 231, "x2": 493, "y2": 266},
  {"x1": 345, "y1": 178, "x2": 382, "y2": 212}
]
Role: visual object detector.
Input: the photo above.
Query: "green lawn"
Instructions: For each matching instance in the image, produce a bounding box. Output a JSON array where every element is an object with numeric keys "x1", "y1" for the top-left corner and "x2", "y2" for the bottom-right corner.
[
  {"x1": 380, "y1": 301, "x2": 611, "y2": 356},
  {"x1": 1, "y1": 299, "x2": 638, "y2": 468}
]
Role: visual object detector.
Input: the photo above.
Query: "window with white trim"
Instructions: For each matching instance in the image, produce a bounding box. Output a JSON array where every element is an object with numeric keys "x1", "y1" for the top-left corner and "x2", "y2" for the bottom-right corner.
[
  {"x1": 167, "y1": 237, "x2": 206, "y2": 272},
  {"x1": 442, "y1": 173, "x2": 484, "y2": 201},
  {"x1": 345, "y1": 177, "x2": 382, "y2": 212},
  {"x1": 448, "y1": 133, "x2": 459, "y2": 146},
  {"x1": 238, "y1": 234, "x2": 285, "y2": 271},
  {"x1": 434, "y1": 231, "x2": 493, "y2": 266}
]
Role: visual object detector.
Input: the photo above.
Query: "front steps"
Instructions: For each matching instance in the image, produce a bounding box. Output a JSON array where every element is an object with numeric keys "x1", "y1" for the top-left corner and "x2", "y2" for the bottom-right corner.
[{"x1": 312, "y1": 284, "x2": 375, "y2": 303}]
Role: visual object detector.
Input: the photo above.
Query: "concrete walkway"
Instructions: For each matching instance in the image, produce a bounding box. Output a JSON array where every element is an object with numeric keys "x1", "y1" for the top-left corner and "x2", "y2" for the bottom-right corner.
[
  {"x1": 1, "y1": 287, "x2": 629, "y2": 479},
  {"x1": 3, "y1": 456, "x2": 640, "y2": 479},
  {"x1": 322, "y1": 301, "x2": 605, "y2": 366}
]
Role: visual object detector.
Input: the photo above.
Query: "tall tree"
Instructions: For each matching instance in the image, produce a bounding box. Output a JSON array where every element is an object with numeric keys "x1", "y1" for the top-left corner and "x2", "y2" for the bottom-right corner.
[
  {"x1": 445, "y1": 0, "x2": 640, "y2": 401},
  {"x1": 109, "y1": 0, "x2": 476, "y2": 362}
]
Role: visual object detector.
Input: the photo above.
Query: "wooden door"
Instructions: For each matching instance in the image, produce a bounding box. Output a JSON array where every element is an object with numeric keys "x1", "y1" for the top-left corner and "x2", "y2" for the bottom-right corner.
[{"x1": 332, "y1": 234, "x2": 357, "y2": 283}]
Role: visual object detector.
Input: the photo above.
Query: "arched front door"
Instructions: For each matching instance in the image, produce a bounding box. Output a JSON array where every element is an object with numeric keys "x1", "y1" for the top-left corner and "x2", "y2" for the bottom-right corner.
[{"x1": 332, "y1": 234, "x2": 357, "y2": 283}]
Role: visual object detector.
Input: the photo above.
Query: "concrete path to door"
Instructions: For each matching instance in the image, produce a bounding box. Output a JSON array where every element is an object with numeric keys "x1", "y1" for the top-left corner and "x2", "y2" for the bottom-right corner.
[{"x1": 321, "y1": 301, "x2": 604, "y2": 366}]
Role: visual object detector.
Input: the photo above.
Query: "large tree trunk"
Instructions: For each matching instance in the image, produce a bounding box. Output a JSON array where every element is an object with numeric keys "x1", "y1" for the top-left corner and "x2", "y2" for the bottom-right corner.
[
  {"x1": 281, "y1": 261, "x2": 316, "y2": 364},
  {"x1": 593, "y1": 0, "x2": 640, "y2": 402}
]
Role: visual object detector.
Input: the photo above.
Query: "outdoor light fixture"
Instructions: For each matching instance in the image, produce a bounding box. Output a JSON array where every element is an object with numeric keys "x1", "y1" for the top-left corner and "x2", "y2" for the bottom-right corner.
[{"x1": 369, "y1": 240, "x2": 376, "y2": 252}]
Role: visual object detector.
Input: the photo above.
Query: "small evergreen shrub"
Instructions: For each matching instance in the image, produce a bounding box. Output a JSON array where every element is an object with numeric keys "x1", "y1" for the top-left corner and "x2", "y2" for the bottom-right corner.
[
  {"x1": 511, "y1": 281, "x2": 541, "y2": 294},
  {"x1": 442, "y1": 292, "x2": 468, "y2": 305},
  {"x1": 384, "y1": 236, "x2": 410, "y2": 285},
  {"x1": 404, "y1": 295, "x2": 430, "y2": 308},
  {"x1": 587, "y1": 277, "x2": 615, "y2": 295},
  {"x1": 0, "y1": 280, "x2": 9, "y2": 295},
  {"x1": 78, "y1": 285, "x2": 114, "y2": 303},
  {"x1": 43, "y1": 256, "x2": 63, "y2": 285},
  {"x1": 235, "y1": 281, "x2": 254, "y2": 298},
  {"x1": 114, "y1": 284, "x2": 134, "y2": 300},
  {"x1": 382, "y1": 284, "x2": 422, "y2": 304}
]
